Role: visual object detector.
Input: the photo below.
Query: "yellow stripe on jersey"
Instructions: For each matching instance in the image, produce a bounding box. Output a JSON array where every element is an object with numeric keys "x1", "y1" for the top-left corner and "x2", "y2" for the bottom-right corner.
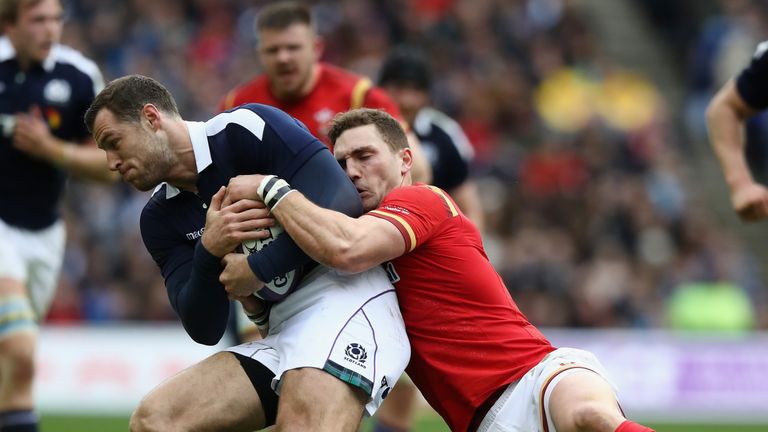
[
  {"x1": 425, "y1": 185, "x2": 459, "y2": 217},
  {"x1": 222, "y1": 90, "x2": 237, "y2": 110},
  {"x1": 369, "y1": 209, "x2": 417, "y2": 252},
  {"x1": 351, "y1": 78, "x2": 373, "y2": 109}
]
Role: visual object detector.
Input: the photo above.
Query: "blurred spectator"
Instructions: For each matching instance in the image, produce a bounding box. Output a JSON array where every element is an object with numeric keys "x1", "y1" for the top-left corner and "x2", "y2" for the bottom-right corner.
[{"x1": 35, "y1": 0, "x2": 767, "y2": 333}]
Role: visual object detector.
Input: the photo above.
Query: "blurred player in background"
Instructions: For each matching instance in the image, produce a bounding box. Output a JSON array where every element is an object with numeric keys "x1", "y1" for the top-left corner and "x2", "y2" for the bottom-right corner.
[
  {"x1": 222, "y1": 109, "x2": 655, "y2": 432},
  {"x1": 707, "y1": 40, "x2": 768, "y2": 221},
  {"x1": 379, "y1": 46, "x2": 484, "y2": 231},
  {"x1": 84, "y1": 75, "x2": 409, "y2": 432},
  {"x1": 0, "y1": 1, "x2": 112, "y2": 431},
  {"x1": 372, "y1": 46, "x2": 487, "y2": 432},
  {"x1": 219, "y1": 0, "x2": 430, "y2": 341}
]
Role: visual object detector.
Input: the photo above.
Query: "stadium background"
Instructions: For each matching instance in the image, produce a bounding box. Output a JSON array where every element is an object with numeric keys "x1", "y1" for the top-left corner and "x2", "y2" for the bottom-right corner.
[{"x1": 25, "y1": 0, "x2": 768, "y2": 430}]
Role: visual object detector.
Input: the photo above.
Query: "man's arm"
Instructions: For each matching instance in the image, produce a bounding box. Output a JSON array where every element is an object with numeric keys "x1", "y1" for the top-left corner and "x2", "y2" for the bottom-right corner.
[
  {"x1": 706, "y1": 79, "x2": 768, "y2": 221},
  {"x1": 449, "y1": 180, "x2": 484, "y2": 232},
  {"x1": 270, "y1": 191, "x2": 406, "y2": 273},
  {"x1": 13, "y1": 109, "x2": 117, "y2": 182},
  {"x1": 406, "y1": 131, "x2": 432, "y2": 184}
]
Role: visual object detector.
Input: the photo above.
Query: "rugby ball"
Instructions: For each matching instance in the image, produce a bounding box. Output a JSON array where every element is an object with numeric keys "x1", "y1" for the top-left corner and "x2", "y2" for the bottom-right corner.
[{"x1": 241, "y1": 222, "x2": 298, "y2": 301}]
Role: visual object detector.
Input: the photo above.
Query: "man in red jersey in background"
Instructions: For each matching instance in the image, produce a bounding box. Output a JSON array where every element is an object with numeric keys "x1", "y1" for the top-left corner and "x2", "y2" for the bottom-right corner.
[
  {"x1": 219, "y1": 0, "x2": 430, "y2": 342},
  {"x1": 219, "y1": 109, "x2": 655, "y2": 432},
  {"x1": 219, "y1": 2, "x2": 427, "y2": 172}
]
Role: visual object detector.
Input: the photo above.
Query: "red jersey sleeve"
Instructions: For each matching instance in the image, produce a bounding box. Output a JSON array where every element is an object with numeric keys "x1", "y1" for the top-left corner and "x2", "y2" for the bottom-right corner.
[{"x1": 368, "y1": 185, "x2": 460, "y2": 254}]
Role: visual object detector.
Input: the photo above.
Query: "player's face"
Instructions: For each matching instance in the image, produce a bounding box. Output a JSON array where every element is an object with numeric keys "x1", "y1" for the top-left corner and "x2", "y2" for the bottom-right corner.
[
  {"x1": 92, "y1": 109, "x2": 175, "y2": 192},
  {"x1": 382, "y1": 84, "x2": 429, "y2": 127},
  {"x1": 334, "y1": 124, "x2": 408, "y2": 212},
  {"x1": 4, "y1": 0, "x2": 63, "y2": 66},
  {"x1": 258, "y1": 23, "x2": 321, "y2": 100}
]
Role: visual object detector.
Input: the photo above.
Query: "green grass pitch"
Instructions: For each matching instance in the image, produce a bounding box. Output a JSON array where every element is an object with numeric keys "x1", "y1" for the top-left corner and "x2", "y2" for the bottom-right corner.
[{"x1": 41, "y1": 413, "x2": 768, "y2": 432}]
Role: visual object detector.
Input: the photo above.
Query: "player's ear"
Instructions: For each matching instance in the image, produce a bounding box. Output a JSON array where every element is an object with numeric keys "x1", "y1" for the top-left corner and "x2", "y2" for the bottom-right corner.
[
  {"x1": 313, "y1": 35, "x2": 325, "y2": 61},
  {"x1": 141, "y1": 104, "x2": 161, "y2": 131},
  {"x1": 400, "y1": 147, "x2": 413, "y2": 176}
]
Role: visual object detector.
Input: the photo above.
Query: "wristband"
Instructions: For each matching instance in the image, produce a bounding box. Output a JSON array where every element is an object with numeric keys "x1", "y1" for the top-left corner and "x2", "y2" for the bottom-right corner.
[
  {"x1": 247, "y1": 301, "x2": 271, "y2": 329},
  {"x1": 257, "y1": 175, "x2": 297, "y2": 211}
]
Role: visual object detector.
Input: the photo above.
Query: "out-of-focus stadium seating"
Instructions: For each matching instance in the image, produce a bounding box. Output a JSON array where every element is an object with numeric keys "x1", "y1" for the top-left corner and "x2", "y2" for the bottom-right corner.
[{"x1": 44, "y1": 0, "x2": 768, "y2": 331}]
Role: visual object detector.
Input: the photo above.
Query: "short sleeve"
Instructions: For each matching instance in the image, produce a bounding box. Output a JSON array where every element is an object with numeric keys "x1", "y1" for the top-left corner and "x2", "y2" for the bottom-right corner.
[{"x1": 736, "y1": 41, "x2": 768, "y2": 110}]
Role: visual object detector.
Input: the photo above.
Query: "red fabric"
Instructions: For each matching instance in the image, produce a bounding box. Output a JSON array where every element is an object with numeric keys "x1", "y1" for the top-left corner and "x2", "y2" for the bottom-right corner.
[
  {"x1": 615, "y1": 420, "x2": 656, "y2": 432},
  {"x1": 368, "y1": 185, "x2": 555, "y2": 432},
  {"x1": 218, "y1": 63, "x2": 402, "y2": 149}
]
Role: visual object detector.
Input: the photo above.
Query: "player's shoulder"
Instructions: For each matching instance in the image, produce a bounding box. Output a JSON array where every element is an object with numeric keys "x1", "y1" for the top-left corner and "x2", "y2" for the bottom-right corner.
[
  {"x1": 0, "y1": 36, "x2": 13, "y2": 63},
  {"x1": 385, "y1": 184, "x2": 448, "y2": 205},
  {"x1": 48, "y1": 44, "x2": 103, "y2": 85},
  {"x1": 225, "y1": 75, "x2": 271, "y2": 104},
  {"x1": 414, "y1": 107, "x2": 474, "y2": 159}
]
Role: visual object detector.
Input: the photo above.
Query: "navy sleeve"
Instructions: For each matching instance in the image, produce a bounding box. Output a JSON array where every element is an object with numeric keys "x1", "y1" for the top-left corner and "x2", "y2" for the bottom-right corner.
[
  {"x1": 247, "y1": 147, "x2": 363, "y2": 283},
  {"x1": 736, "y1": 41, "x2": 768, "y2": 110},
  {"x1": 140, "y1": 206, "x2": 229, "y2": 345}
]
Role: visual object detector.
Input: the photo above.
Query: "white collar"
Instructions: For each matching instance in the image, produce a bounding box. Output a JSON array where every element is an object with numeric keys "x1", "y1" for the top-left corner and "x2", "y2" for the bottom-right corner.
[
  {"x1": 0, "y1": 36, "x2": 57, "y2": 72},
  {"x1": 156, "y1": 121, "x2": 212, "y2": 199}
]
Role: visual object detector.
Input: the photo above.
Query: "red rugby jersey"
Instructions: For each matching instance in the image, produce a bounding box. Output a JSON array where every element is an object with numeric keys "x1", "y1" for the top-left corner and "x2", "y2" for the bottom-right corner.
[
  {"x1": 219, "y1": 63, "x2": 401, "y2": 149},
  {"x1": 369, "y1": 185, "x2": 555, "y2": 432}
]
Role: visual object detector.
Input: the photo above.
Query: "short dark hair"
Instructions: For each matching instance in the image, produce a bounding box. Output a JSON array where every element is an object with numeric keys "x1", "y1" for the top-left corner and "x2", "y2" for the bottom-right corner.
[
  {"x1": 378, "y1": 46, "x2": 431, "y2": 91},
  {"x1": 328, "y1": 109, "x2": 409, "y2": 152},
  {"x1": 85, "y1": 75, "x2": 180, "y2": 133},
  {"x1": 0, "y1": 0, "x2": 48, "y2": 26},
  {"x1": 256, "y1": 1, "x2": 313, "y2": 33}
]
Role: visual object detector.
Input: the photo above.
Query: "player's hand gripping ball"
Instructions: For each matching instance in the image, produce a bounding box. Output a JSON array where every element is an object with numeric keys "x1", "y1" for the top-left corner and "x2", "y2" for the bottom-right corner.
[{"x1": 242, "y1": 222, "x2": 299, "y2": 301}]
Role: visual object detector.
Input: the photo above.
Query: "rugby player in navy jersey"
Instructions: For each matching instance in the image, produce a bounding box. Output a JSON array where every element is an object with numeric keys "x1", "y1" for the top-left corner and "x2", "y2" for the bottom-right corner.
[
  {"x1": 708, "y1": 40, "x2": 768, "y2": 221},
  {"x1": 84, "y1": 74, "x2": 409, "y2": 432},
  {"x1": 0, "y1": 1, "x2": 113, "y2": 431}
]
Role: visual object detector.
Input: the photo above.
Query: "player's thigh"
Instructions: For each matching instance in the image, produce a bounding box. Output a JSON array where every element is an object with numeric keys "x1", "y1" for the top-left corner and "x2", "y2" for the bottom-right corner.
[
  {"x1": 277, "y1": 366, "x2": 367, "y2": 432},
  {"x1": 137, "y1": 351, "x2": 267, "y2": 431}
]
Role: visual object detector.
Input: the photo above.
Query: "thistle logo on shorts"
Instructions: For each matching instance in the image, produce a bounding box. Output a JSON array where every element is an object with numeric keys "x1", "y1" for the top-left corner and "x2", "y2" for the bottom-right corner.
[{"x1": 344, "y1": 343, "x2": 368, "y2": 367}]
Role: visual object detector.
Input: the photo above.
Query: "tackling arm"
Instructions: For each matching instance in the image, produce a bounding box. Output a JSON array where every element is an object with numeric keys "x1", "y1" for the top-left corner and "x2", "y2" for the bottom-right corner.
[{"x1": 270, "y1": 191, "x2": 406, "y2": 273}]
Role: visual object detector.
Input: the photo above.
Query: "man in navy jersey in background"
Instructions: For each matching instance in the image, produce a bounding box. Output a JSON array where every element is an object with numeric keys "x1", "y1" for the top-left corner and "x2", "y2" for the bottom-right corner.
[
  {"x1": 0, "y1": 1, "x2": 112, "y2": 431},
  {"x1": 84, "y1": 74, "x2": 408, "y2": 432},
  {"x1": 708, "y1": 40, "x2": 768, "y2": 221}
]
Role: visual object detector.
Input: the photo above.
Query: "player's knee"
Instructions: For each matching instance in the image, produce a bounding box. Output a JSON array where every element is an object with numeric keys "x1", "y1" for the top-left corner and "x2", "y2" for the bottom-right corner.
[
  {"x1": 129, "y1": 402, "x2": 172, "y2": 432},
  {"x1": 570, "y1": 401, "x2": 620, "y2": 431},
  {"x1": 0, "y1": 342, "x2": 36, "y2": 385}
]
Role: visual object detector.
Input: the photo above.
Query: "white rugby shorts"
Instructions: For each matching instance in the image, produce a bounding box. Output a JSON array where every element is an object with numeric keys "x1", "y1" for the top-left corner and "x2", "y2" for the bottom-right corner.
[
  {"x1": 227, "y1": 265, "x2": 410, "y2": 415},
  {"x1": 478, "y1": 347, "x2": 618, "y2": 432},
  {"x1": 0, "y1": 218, "x2": 65, "y2": 319}
]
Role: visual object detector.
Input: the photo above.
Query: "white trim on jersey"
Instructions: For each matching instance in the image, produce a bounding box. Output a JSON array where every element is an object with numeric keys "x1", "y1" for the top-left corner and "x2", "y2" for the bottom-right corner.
[
  {"x1": 45, "y1": 44, "x2": 104, "y2": 94},
  {"x1": 0, "y1": 37, "x2": 13, "y2": 62},
  {"x1": 414, "y1": 107, "x2": 475, "y2": 161},
  {"x1": 205, "y1": 108, "x2": 266, "y2": 141},
  {"x1": 0, "y1": 36, "x2": 104, "y2": 95},
  {"x1": 162, "y1": 111, "x2": 269, "y2": 200}
]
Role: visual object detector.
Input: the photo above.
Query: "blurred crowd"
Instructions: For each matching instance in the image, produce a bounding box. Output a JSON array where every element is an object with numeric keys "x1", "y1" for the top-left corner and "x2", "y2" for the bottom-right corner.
[{"x1": 44, "y1": 0, "x2": 768, "y2": 329}]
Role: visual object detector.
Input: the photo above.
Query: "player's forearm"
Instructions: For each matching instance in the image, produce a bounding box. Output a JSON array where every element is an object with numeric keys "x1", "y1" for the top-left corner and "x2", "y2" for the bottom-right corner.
[
  {"x1": 169, "y1": 243, "x2": 230, "y2": 345},
  {"x1": 407, "y1": 131, "x2": 432, "y2": 184},
  {"x1": 451, "y1": 181, "x2": 485, "y2": 232},
  {"x1": 271, "y1": 191, "x2": 370, "y2": 272},
  {"x1": 707, "y1": 96, "x2": 754, "y2": 191},
  {"x1": 49, "y1": 137, "x2": 118, "y2": 182}
]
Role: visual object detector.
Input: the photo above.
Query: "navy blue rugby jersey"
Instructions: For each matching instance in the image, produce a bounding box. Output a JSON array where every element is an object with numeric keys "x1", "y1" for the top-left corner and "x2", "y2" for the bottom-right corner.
[
  {"x1": 140, "y1": 104, "x2": 362, "y2": 343},
  {"x1": 412, "y1": 107, "x2": 474, "y2": 192},
  {"x1": 737, "y1": 41, "x2": 768, "y2": 110},
  {"x1": 0, "y1": 36, "x2": 103, "y2": 229}
]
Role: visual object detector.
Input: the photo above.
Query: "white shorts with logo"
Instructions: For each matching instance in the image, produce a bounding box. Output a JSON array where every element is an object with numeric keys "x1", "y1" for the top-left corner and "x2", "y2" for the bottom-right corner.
[
  {"x1": 227, "y1": 265, "x2": 410, "y2": 415},
  {"x1": 0, "y1": 218, "x2": 66, "y2": 320},
  {"x1": 478, "y1": 347, "x2": 618, "y2": 432}
]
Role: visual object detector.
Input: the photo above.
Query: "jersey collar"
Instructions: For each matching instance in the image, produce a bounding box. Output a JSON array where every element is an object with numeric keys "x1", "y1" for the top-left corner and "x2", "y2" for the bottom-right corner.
[
  {"x1": 159, "y1": 121, "x2": 213, "y2": 199},
  {"x1": 0, "y1": 36, "x2": 58, "y2": 72}
]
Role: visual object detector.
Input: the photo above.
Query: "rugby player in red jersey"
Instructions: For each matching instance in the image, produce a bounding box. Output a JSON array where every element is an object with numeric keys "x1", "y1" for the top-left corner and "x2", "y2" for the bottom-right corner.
[
  {"x1": 221, "y1": 109, "x2": 654, "y2": 432},
  {"x1": 219, "y1": 2, "x2": 428, "y2": 178}
]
